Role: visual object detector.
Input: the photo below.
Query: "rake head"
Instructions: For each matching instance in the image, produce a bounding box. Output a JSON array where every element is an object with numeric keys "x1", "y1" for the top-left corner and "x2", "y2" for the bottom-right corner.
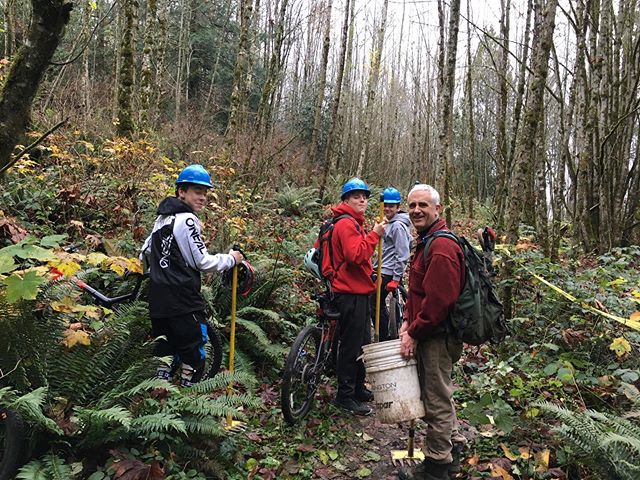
[
  {"x1": 223, "y1": 419, "x2": 247, "y2": 434},
  {"x1": 391, "y1": 448, "x2": 425, "y2": 466}
]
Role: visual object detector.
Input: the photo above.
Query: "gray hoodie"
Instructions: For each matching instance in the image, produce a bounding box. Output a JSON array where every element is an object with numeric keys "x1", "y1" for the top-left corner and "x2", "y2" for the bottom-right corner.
[{"x1": 372, "y1": 211, "x2": 413, "y2": 281}]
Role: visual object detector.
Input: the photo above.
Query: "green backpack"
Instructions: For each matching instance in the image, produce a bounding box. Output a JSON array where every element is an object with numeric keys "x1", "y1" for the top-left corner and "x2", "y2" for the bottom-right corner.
[{"x1": 424, "y1": 231, "x2": 507, "y2": 345}]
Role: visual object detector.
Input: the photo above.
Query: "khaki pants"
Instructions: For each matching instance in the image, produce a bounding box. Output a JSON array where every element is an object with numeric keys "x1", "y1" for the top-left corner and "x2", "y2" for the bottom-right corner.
[{"x1": 416, "y1": 334, "x2": 463, "y2": 463}]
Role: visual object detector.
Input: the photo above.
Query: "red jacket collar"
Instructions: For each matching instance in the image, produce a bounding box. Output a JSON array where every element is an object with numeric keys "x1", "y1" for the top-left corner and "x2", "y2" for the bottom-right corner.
[{"x1": 331, "y1": 203, "x2": 365, "y2": 225}]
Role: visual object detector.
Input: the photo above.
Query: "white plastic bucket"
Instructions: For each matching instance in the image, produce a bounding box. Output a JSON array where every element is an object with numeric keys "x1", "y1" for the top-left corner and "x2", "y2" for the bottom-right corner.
[{"x1": 361, "y1": 339, "x2": 425, "y2": 424}]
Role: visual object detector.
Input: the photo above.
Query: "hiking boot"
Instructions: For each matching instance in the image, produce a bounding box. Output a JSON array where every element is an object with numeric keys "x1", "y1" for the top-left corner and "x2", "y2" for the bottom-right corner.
[
  {"x1": 398, "y1": 459, "x2": 451, "y2": 480},
  {"x1": 449, "y1": 443, "x2": 464, "y2": 475},
  {"x1": 355, "y1": 387, "x2": 374, "y2": 402},
  {"x1": 332, "y1": 397, "x2": 373, "y2": 416}
]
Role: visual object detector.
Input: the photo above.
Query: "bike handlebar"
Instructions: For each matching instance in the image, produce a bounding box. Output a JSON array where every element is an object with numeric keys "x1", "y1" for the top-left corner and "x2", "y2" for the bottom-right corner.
[{"x1": 73, "y1": 272, "x2": 144, "y2": 308}]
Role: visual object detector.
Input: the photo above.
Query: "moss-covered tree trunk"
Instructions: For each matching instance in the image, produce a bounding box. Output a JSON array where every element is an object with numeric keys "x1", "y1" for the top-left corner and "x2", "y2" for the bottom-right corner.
[
  {"x1": 0, "y1": 0, "x2": 72, "y2": 171},
  {"x1": 116, "y1": 0, "x2": 138, "y2": 137}
]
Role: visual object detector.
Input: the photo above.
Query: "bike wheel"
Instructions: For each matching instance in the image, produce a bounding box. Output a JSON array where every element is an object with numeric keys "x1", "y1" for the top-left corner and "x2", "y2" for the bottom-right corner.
[
  {"x1": 202, "y1": 321, "x2": 223, "y2": 380},
  {"x1": 281, "y1": 325, "x2": 322, "y2": 425},
  {"x1": 0, "y1": 408, "x2": 26, "y2": 480}
]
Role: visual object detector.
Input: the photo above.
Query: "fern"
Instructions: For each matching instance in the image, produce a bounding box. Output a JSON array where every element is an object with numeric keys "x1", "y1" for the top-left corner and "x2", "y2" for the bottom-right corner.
[
  {"x1": 16, "y1": 455, "x2": 73, "y2": 480},
  {"x1": 74, "y1": 405, "x2": 133, "y2": 429},
  {"x1": 536, "y1": 401, "x2": 640, "y2": 479},
  {"x1": 129, "y1": 412, "x2": 187, "y2": 435},
  {"x1": 236, "y1": 316, "x2": 287, "y2": 362},
  {"x1": 10, "y1": 387, "x2": 63, "y2": 435}
]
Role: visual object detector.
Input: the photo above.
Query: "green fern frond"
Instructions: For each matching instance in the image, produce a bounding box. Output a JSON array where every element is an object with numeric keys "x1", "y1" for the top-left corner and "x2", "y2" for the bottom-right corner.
[
  {"x1": 181, "y1": 416, "x2": 225, "y2": 436},
  {"x1": 16, "y1": 454, "x2": 73, "y2": 480},
  {"x1": 75, "y1": 405, "x2": 133, "y2": 429},
  {"x1": 184, "y1": 370, "x2": 257, "y2": 394},
  {"x1": 115, "y1": 377, "x2": 180, "y2": 398},
  {"x1": 129, "y1": 413, "x2": 187, "y2": 435},
  {"x1": 236, "y1": 317, "x2": 287, "y2": 361},
  {"x1": 170, "y1": 396, "x2": 231, "y2": 417},
  {"x1": 10, "y1": 387, "x2": 63, "y2": 435}
]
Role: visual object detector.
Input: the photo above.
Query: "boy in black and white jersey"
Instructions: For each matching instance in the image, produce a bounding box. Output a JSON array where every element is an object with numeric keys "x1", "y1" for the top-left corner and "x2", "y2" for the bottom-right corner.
[{"x1": 140, "y1": 164, "x2": 243, "y2": 386}]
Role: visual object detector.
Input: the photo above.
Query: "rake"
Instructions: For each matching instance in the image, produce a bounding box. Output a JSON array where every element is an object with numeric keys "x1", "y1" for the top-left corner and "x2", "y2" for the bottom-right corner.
[{"x1": 391, "y1": 419, "x2": 425, "y2": 466}]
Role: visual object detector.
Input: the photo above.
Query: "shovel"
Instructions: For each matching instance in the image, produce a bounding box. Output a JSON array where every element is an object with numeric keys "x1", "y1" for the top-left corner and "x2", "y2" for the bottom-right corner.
[
  {"x1": 374, "y1": 192, "x2": 384, "y2": 342},
  {"x1": 224, "y1": 252, "x2": 246, "y2": 433}
]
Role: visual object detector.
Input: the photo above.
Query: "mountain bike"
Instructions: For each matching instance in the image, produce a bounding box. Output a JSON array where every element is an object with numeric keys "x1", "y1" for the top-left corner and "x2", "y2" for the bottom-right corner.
[
  {"x1": 0, "y1": 271, "x2": 224, "y2": 480},
  {"x1": 387, "y1": 283, "x2": 407, "y2": 340},
  {"x1": 280, "y1": 292, "x2": 340, "y2": 425}
]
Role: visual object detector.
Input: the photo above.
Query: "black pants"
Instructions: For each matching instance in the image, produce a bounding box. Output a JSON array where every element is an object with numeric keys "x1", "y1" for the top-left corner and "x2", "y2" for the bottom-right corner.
[
  {"x1": 333, "y1": 293, "x2": 371, "y2": 400},
  {"x1": 151, "y1": 311, "x2": 208, "y2": 382},
  {"x1": 369, "y1": 274, "x2": 394, "y2": 341}
]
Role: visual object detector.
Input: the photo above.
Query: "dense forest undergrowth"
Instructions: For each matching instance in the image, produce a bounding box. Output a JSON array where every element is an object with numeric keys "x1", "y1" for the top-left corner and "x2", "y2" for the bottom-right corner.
[{"x1": 0, "y1": 131, "x2": 639, "y2": 480}]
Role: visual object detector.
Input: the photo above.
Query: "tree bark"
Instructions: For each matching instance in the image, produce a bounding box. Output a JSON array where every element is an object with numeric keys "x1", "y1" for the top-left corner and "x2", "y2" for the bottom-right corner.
[
  {"x1": 0, "y1": 0, "x2": 73, "y2": 170},
  {"x1": 116, "y1": 0, "x2": 138, "y2": 137}
]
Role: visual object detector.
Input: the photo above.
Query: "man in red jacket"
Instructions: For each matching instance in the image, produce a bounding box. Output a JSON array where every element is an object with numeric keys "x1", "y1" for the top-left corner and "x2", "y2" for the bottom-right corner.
[
  {"x1": 398, "y1": 184, "x2": 465, "y2": 480},
  {"x1": 329, "y1": 178, "x2": 385, "y2": 416}
]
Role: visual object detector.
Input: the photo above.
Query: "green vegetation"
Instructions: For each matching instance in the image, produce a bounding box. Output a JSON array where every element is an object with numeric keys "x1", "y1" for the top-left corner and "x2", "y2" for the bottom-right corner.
[{"x1": 0, "y1": 132, "x2": 638, "y2": 479}]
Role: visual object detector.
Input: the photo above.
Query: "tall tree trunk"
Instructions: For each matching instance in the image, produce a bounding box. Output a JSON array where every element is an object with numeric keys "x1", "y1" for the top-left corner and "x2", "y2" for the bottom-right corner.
[
  {"x1": 116, "y1": 0, "x2": 138, "y2": 137},
  {"x1": 435, "y1": 0, "x2": 461, "y2": 226},
  {"x1": 3, "y1": 0, "x2": 17, "y2": 58},
  {"x1": 319, "y1": 0, "x2": 351, "y2": 198},
  {"x1": 504, "y1": 0, "x2": 558, "y2": 319},
  {"x1": 355, "y1": 0, "x2": 389, "y2": 177},
  {"x1": 226, "y1": 0, "x2": 253, "y2": 142},
  {"x1": 139, "y1": 0, "x2": 158, "y2": 127},
  {"x1": 493, "y1": 0, "x2": 511, "y2": 227},
  {"x1": 465, "y1": 0, "x2": 477, "y2": 218},
  {"x1": 0, "y1": 0, "x2": 73, "y2": 169},
  {"x1": 308, "y1": 0, "x2": 332, "y2": 166}
]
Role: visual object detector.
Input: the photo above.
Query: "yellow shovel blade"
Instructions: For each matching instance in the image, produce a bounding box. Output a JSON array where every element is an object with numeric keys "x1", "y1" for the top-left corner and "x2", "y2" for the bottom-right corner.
[
  {"x1": 391, "y1": 448, "x2": 425, "y2": 466},
  {"x1": 223, "y1": 419, "x2": 247, "y2": 433}
]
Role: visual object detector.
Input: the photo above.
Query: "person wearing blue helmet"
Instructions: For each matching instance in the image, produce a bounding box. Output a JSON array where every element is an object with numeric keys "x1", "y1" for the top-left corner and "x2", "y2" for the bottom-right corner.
[
  {"x1": 322, "y1": 178, "x2": 385, "y2": 416},
  {"x1": 140, "y1": 164, "x2": 244, "y2": 387},
  {"x1": 371, "y1": 187, "x2": 413, "y2": 341}
]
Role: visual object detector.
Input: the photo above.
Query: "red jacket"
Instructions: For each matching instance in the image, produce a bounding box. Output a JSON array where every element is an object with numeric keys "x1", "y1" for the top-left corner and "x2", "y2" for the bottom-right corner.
[
  {"x1": 324, "y1": 203, "x2": 380, "y2": 295},
  {"x1": 405, "y1": 218, "x2": 465, "y2": 341}
]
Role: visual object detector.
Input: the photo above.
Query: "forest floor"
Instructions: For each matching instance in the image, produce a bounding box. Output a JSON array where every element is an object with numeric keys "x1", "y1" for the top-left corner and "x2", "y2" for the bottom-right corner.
[{"x1": 247, "y1": 381, "x2": 479, "y2": 480}]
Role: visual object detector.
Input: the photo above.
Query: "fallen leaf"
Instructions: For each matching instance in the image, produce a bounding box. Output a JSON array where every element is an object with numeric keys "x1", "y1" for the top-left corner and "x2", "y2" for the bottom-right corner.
[
  {"x1": 499, "y1": 443, "x2": 518, "y2": 461},
  {"x1": 489, "y1": 464, "x2": 513, "y2": 480},
  {"x1": 63, "y1": 329, "x2": 91, "y2": 348}
]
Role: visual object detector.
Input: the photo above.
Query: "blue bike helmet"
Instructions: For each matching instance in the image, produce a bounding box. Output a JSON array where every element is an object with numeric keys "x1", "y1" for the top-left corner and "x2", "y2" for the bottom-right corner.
[
  {"x1": 176, "y1": 164, "x2": 213, "y2": 188},
  {"x1": 383, "y1": 187, "x2": 401, "y2": 204},
  {"x1": 340, "y1": 178, "x2": 371, "y2": 200}
]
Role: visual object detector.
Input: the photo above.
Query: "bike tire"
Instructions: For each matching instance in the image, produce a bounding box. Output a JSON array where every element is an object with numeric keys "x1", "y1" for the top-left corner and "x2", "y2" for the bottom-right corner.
[
  {"x1": 0, "y1": 408, "x2": 27, "y2": 480},
  {"x1": 281, "y1": 325, "x2": 322, "y2": 425},
  {"x1": 203, "y1": 321, "x2": 224, "y2": 380}
]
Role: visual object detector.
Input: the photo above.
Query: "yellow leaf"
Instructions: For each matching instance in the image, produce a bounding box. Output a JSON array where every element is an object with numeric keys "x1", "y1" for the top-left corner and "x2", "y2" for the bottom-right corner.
[
  {"x1": 534, "y1": 449, "x2": 550, "y2": 472},
  {"x1": 518, "y1": 447, "x2": 531, "y2": 459},
  {"x1": 86, "y1": 252, "x2": 108, "y2": 266},
  {"x1": 63, "y1": 329, "x2": 91, "y2": 348},
  {"x1": 609, "y1": 337, "x2": 632, "y2": 357},
  {"x1": 51, "y1": 296, "x2": 77, "y2": 313},
  {"x1": 500, "y1": 443, "x2": 519, "y2": 461},
  {"x1": 467, "y1": 453, "x2": 480, "y2": 466},
  {"x1": 631, "y1": 311, "x2": 640, "y2": 322},
  {"x1": 48, "y1": 260, "x2": 81, "y2": 277},
  {"x1": 125, "y1": 257, "x2": 143, "y2": 274},
  {"x1": 489, "y1": 464, "x2": 514, "y2": 480}
]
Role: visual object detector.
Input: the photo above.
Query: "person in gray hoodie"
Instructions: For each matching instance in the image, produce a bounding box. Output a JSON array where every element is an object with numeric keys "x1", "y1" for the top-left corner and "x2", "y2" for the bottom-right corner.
[{"x1": 371, "y1": 187, "x2": 413, "y2": 341}]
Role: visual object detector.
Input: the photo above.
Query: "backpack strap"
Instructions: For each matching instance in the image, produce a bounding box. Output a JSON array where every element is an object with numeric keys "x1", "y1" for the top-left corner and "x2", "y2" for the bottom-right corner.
[{"x1": 422, "y1": 229, "x2": 460, "y2": 260}]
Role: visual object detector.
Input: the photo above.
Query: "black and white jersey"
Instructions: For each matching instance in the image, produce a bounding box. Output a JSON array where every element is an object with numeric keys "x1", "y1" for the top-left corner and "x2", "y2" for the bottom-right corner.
[{"x1": 140, "y1": 197, "x2": 235, "y2": 318}]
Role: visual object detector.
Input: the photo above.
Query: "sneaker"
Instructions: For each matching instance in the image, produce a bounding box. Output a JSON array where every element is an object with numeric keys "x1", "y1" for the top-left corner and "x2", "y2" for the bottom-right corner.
[
  {"x1": 398, "y1": 459, "x2": 451, "y2": 480},
  {"x1": 449, "y1": 443, "x2": 464, "y2": 474},
  {"x1": 332, "y1": 397, "x2": 373, "y2": 416},
  {"x1": 179, "y1": 377, "x2": 195, "y2": 388},
  {"x1": 355, "y1": 387, "x2": 374, "y2": 402}
]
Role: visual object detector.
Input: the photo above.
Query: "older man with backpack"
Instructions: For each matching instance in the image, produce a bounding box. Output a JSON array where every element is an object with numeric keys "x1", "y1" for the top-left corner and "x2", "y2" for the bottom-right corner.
[{"x1": 397, "y1": 183, "x2": 466, "y2": 480}]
